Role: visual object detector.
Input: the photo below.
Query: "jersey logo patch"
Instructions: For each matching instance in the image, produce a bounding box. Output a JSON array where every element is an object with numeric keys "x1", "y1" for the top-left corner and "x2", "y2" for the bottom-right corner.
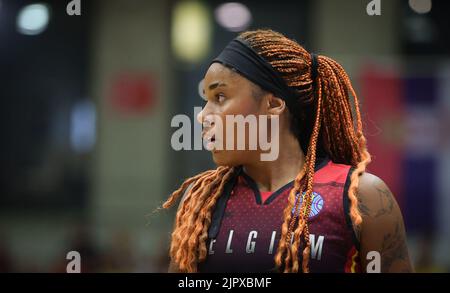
[{"x1": 291, "y1": 191, "x2": 324, "y2": 218}]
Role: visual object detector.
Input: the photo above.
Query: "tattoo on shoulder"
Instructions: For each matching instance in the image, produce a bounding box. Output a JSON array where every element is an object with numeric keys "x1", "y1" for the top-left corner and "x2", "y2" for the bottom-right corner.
[
  {"x1": 374, "y1": 185, "x2": 394, "y2": 217},
  {"x1": 357, "y1": 181, "x2": 395, "y2": 218},
  {"x1": 380, "y1": 220, "x2": 409, "y2": 272},
  {"x1": 358, "y1": 197, "x2": 371, "y2": 217},
  {"x1": 356, "y1": 176, "x2": 412, "y2": 272}
]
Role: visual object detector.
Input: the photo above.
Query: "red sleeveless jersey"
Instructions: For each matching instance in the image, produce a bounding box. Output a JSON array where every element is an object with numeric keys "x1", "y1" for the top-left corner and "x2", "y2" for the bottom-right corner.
[{"x1": 198, "y1": 157, "x2": 361, "y2": 273}]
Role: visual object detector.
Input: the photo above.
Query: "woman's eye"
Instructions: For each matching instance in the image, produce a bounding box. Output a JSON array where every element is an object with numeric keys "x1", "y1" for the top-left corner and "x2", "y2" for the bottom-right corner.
[{"x1": 216, "y1": 94, "x2": 226, "y2": 103}]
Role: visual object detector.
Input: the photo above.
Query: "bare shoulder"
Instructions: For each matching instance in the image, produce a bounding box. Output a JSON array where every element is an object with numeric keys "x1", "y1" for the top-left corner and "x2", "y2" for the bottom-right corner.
[
  {"x1": 356, "y1": 172, "x2": 399, "y2": 219},
  {"x1": 355, "y1": 171, "x2": 414, "y2": 272}
]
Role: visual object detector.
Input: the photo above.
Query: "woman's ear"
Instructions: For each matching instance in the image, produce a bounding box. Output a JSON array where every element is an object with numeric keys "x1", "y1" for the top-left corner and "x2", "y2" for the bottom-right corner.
[{"x1": 266, "y1": 94, "x2": 286, "y2": 116}]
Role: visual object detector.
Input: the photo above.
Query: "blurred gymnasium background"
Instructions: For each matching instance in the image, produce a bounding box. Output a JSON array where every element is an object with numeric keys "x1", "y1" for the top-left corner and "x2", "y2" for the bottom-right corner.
[{"x1": 0, "y1": 0, "x2": 449, "y2": 272}]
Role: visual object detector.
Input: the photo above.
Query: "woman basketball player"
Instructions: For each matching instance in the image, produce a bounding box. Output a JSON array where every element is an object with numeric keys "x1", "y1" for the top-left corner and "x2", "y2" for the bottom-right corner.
[{"x1": 163, "y1": 29, "x2": 413, "y2": 273}]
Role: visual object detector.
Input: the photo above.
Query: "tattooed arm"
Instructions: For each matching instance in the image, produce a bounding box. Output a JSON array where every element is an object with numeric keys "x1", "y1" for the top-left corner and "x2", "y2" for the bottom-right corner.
[{"x1": 356, "y1": 172, "x2": 414, "y2": 273}]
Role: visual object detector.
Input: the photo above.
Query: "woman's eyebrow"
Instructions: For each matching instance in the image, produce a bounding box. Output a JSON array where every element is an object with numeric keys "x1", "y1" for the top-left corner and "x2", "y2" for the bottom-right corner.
[
  {"x1": 202, "y1": 82, "x2": 228, "y2": 98},
  {"x1": 207, "y1": 82, "x2": 227, "y2": 91}
]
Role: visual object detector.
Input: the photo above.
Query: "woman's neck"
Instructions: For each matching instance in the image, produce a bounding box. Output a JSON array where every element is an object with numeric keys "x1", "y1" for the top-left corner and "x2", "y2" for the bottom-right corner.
[{"x1": 242, "y1": 132, "x2": 305, "y2": 192}]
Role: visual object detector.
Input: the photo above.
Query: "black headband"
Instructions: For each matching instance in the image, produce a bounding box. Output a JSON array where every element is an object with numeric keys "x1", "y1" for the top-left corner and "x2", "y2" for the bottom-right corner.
[
  {"x1": 211, "y1": 38, "x2": 298, "y2": 109},
  {"x1": 211, "y1": 38, "x2": 318, "y2": 110}
]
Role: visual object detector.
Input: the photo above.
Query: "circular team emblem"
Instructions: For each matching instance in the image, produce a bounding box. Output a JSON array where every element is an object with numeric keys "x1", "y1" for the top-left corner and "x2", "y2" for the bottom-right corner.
[{"x1": 291, "y1": 191, "x2": 324, "y2": 218}]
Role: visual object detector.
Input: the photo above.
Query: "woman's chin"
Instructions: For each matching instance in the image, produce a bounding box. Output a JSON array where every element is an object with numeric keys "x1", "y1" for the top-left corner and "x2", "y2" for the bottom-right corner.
[
  {"x1": 211, "y1": 150, "x2": 234, "y2": 166},
  {"x1": 211, "y1": 150, "x2": 226, "y2": 165},
  {"x1": 211, "y1": 150, "x2": 244, "y2": 167}
]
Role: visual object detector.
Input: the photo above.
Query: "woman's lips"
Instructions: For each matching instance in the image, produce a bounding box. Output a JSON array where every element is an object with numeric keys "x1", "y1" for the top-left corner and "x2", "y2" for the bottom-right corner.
[
  {"x1": 202, "y1": 129, "x2": 216, "y2": 151},
  {"x1": 205, "y1": 134, "x2": 216, "y2": 151},
  {"x1": 203, "y1": 127, "x2": 225, "y2": 151}
]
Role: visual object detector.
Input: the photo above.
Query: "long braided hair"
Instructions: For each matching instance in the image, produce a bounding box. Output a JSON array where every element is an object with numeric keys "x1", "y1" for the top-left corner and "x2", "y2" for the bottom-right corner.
[{"x1": 163, "y1": 29, "x2": 371, "y2": 273}]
